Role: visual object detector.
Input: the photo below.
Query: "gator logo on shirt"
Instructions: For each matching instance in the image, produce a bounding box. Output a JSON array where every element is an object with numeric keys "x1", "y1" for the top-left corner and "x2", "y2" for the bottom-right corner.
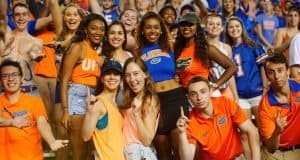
[
  {"x1": 150, "y1": 57, "x2": 161, "y2": 64},
  {"x1": 217, "y1": 116, "x2": 226, "y2": 125}
]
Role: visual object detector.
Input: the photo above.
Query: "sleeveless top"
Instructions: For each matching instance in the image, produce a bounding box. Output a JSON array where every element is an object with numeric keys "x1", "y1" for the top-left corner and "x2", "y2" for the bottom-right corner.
[
  {"x1": 70, "y1": 40, "x2": 101, "y2": 87},
  {"x1": 92, "y1": 95, "x2": 125, "y2": 160},
  {"x1": 123, "y1": 107, "x2": 143, "y2": 145}
]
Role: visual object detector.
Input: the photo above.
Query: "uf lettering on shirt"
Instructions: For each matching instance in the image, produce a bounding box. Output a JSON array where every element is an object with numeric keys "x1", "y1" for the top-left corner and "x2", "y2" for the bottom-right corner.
[
  {"x1": 82, "y1": 58, "x2": 97, "y2": 71},
  {"x1": 141, "y1": 49, "x2": 170, "y2": 61}
]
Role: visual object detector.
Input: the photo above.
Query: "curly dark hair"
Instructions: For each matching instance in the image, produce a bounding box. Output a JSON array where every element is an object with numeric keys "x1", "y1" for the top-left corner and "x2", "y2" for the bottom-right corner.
[
  {"x1": 174, "y1": 23, "x2": 209, "y2": 67},
  {"x1": 135, "y1": 11, "x2": 172, "y2": 55},
  {"x1": 72, "y1": 13, "x2": 107, "y2": 43},
  {"x1": 102, "y1": 21, "x2": 128, "y2": 59}
]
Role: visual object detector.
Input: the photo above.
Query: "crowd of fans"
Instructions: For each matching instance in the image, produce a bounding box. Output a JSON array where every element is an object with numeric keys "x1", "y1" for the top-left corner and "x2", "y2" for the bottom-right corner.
[{"x1": 0, "y1": 0, "x2": 300, "y2": 160}]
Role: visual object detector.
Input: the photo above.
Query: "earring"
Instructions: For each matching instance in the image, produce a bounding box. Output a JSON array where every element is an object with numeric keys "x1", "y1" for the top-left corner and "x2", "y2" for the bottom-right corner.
[{"x1": 161, "y1": 32, "x2": 163, "y2": 35}]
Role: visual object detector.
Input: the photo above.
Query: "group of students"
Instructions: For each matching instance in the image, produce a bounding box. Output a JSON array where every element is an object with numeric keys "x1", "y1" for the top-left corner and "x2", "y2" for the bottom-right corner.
[{"x1": 0, "y1": 0, "x2": 300, "y2": 160}]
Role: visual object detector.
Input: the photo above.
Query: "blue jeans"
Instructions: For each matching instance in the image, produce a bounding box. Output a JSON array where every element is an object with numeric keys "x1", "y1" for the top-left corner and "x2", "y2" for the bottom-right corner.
[{"x1": 68, "y1": 83, "x2": 94, "y2": 115}]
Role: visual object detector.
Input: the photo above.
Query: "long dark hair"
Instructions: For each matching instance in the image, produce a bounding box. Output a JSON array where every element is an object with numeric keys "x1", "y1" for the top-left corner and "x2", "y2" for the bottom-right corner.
[
  {"x1": 174, "y1": 22, "x2": 209, "y2": 67},
  {"x1": 224, "y1": 16, "x2": 257, "y2": 47},
  {"x1": 121, "y1": 57, "x2": 159, "y2": 118},
  {"x1": 102, "y1": 21, "x2": 128, "y2": 59},
  {"x1": 72, "y1": 13, "x2": 107, "y2": 43},
  {"x1": 135, "y1": 11, "x2": 172, "y2": 55}
]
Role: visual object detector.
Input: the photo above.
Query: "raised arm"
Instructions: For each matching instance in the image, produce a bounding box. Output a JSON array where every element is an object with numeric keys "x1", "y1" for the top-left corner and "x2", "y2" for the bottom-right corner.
[
  {"x1": 274, "y1": 29, "x2": 292, "y2": 54},
  {"x1": 89, "y1": 0, "x2": 103, "y2": 15},
  {"x1": 48, "y1": 0, "x2": 63, "y2": 35},
  {"x1": 133, "y1": 95, "x2": 160, "y2": 146},
  {"x1": 207, "y1": 45, "x2": 237, "y2": 89}
]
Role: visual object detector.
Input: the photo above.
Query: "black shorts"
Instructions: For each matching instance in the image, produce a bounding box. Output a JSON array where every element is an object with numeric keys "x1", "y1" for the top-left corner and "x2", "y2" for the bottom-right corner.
[{"x1": 156, "y1": 87, "x2": 190, "y2": 135}]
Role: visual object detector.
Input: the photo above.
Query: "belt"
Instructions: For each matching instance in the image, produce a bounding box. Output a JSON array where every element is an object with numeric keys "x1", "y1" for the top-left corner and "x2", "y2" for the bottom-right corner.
[
  {"x1": 278, "y1": 144, "x2": 300, "y2": 151},
  {"x1": 21, "y1": 86, "x2": 38, "y2": 93}
]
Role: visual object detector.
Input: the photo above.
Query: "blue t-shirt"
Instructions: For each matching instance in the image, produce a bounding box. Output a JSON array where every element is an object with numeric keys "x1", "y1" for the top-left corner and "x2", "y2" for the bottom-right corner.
[
  {"x1": 141, "y1": 43, "x2": 176, "y2": 82},
  {"x1": 103, "y1": 9, "x2": 119, "y2": 25},
  {"x1": 232, "y1": 43, "x2": 265, "y2": 98},
  {"x1": 257, "y1": 13, "x2": 279, "y2": 45}
]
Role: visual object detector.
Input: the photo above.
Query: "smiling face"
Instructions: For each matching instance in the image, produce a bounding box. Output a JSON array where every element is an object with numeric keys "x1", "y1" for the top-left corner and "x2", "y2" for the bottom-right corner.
[
  {"x1": 108, "y1": 24, "x2": 126, "y2": 49},
  {"x1": 13, "y1": 5, "x2": 29, "y2": 31},
  {"x1": 124, "y1": 62, "x2": 147, "y2": 94},
  {"x1": 161, "y1": 8, "x2": 176, "y2": 26},
  {"x1": 120, "y1": 10, "x2": 138, "y2": 32},
  {"x1": 143, "y1": 17, "x2": 162, "y2": 44},
  {"x1": 206, "y1": 16, "x2": 223, "y2": 38},
  {"x1": 179, "y1": 23, "x2": 197, "y2": 39},
  {"x1": 63, "y1": 6, "x2": 82, "y2": 31},
  {"x1": 1, "y1": 66, "x2": 23, "y2": 94},
  {"x1": 223, "y1": 0, "x2": 235, "y2": 14},
  {"x1": 226, "y1": 19, "x2": 243, "y2": 41},
  {"x1": 101, "y1": 70, "x2": 121, "y2": 91},
  {"x1": 86, "y1": 19, "x2": 106, "y2": 45}
]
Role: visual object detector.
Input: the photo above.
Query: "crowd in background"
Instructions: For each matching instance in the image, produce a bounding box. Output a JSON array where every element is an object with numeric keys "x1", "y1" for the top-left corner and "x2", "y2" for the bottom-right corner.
[{"x1": 0, "y1": 0, "x2": 300, "y2": 159}]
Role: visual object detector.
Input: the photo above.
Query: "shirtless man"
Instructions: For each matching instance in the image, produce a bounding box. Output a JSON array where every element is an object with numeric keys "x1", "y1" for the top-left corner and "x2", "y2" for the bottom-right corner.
[{"x1": 0, "y1": 2, "x2": 45, "y2": 95}]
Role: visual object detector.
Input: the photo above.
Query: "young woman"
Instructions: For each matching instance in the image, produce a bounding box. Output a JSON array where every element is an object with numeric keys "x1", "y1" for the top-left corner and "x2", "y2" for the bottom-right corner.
[
  {"x1": 60, "y1": 14, "x2": 106, "y2": 160},
  {"x1": 102, "y1": 21, "x2": 133, "y2": 104},
  {"x1": 121, "y1": 57, "x2": 160, "y2": 160},
  {"x1": 135, "y1": 12, "x2": 189, "y2": 159},
  {"x1": 119, "y1": 9, "x2": 138, "y2": 54},
  {"x1": 225, "y1": 16, "x2": 268, "y2": 160},
  {"x1": 174, "y1": 12, "x2": 236, "y2": 90},
  {"x1": 102, "y1": 21, "x2": 132, "y2": 65},
  {"x1": 82, "y1": 59, "x2": 125, "y2": 160},
  {"x1": 206, "y1": 14, "x2": 239, "y2": 102}
]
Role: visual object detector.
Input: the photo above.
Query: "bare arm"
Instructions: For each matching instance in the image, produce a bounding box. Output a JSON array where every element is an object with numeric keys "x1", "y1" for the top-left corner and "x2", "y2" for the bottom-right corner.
[
  {"x1": 60, "y1": 43, "x2": 83, "y2": 127},
  {"x1": 239, "y1": 120, "x2": 261, "y2": 160},
  {"x1": 273, "y1": 29, "x2": 291, "y2": 53},
  {"x1": 207, "y1": 45, "x2": 237, "y2": 88},
  {"x1": 177, "y1": 107, "x2": 196, "y2": 160},
  {"x1": 256, "y1": 24, "x2": 273, "y2": 49},
  {"x1": 49, "y1": 0, "x2": 63, "y2": 35},
  {"x1": 35, "y1": 16, "x2": 53, "y2": 31},
  {"x1": 82, "y1": 96, "x2": 106, "y2": 141},
  {"x1": 37, "y1": 116, "x2": 69, "y2": 151},
  {"x1": 89, "y1": 0, "x2": 103, "y2": 15},
  {"x1": 133, "y1": 96, "x2": 160, "y2": 146}
]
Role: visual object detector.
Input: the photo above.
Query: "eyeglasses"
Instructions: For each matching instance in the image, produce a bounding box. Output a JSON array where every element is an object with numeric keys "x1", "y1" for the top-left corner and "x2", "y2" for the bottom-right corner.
[{"x1": 1, "y1": 72, "x2": 21, "y2": 80}]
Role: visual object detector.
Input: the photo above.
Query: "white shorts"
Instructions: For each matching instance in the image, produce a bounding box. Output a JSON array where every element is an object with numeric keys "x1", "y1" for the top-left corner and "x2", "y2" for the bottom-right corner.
[{"x1": 238, "y1": 95, "x2": 262, "y2": 109}]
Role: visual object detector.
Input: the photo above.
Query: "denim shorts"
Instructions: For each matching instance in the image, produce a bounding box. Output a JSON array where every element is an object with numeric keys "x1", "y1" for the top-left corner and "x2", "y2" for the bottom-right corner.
[
  {"x1": 68, "y1": 83, "x2": 94, "y2": 115},
  {"x1": 124, "y1": 143, "x2": 157, "y2": 160}
]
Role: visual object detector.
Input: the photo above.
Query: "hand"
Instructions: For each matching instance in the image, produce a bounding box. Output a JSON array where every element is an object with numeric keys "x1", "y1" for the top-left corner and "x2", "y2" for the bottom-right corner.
[
  {"x1": 61, "y1": 113, "x2": 70, "y2": 129},
  {"x1": 176, "y1": 106, "x2": 189, "y2": 133},
  {"x1": 86, "y1": 87, "x2": 97, "y2": 111},
  {"x1": 11, "y1": 115, "x2": 32, "y2": 128},
  {"x1": 210, "y1": 83, "x2": 219, "y2": 90},
  {"x1": 49, "y1": 139, "x2": 69, "y2": 151},
  {"x1": 275, "y1": 110, "x2": 287, "y2": 134}
]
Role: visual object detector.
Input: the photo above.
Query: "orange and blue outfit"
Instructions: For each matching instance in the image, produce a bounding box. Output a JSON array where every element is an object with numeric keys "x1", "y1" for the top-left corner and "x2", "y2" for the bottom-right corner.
[
  {"x1": 0, "y1": 93, "x2": 48, "y2": 160},
  {"x1": 186, "y1": 96, "x2": 248, "y2": 160},
  {"x1": 259, "y1": 79, "x2": 300, "y2": 149}
]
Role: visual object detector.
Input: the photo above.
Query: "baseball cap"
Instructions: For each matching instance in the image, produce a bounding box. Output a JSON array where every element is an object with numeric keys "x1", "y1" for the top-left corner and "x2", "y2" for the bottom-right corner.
[
  {"x1": 101, "y1": 59, "x2": 123, "y2": 74},
  {"x1": 178, "y1": 12, "x2": 200, "y2": 25}
]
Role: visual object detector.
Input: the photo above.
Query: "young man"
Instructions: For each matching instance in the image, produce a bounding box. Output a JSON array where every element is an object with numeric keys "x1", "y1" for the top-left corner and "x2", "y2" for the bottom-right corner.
[
  {"x1": 0, "y1": 2, "x2": 45, "y2": 95},
  {"x1": 176, "y1": 76, "x2": 260, "y2": 160},
  {"x1": 0, "y1": 60, "x2": 68, "y2": 160},
  {"x1": 259, "y1": 53, "x2": 300, "y2": 160}
]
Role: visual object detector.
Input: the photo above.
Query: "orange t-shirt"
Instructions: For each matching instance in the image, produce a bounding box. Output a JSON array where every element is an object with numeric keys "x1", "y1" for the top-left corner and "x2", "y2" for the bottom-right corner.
[
  {"x1": 187, "y1": 96, "x2": 248, "y2": 160},
  {"x1": 76, "y1": 0, "x2": 89, "y2": 11},
  {"x1": 0, "y1": 93, "x2": 48, "y2": 160},
  {"x1": 71, "y1": 41, "x2": 101, "y2": 87},
  {"x1": 177, "y1": 43, "x2": 209, "y2": 88},
  {"x1": 34, "y1": 30, "x2": 57, "y2": 78},
  {"x1": 258, "y1": 79, "x2": 300, "y2": 147}
]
